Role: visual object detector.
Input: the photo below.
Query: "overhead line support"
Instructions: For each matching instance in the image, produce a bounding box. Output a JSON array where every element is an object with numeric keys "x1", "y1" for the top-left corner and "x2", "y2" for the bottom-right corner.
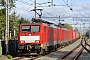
[
  {"x1": 34, "y1": 0, "x2": 36, "y2": 18},
  {"x1": 6, "y1": 0, "x2": 9, "y2": 54}
]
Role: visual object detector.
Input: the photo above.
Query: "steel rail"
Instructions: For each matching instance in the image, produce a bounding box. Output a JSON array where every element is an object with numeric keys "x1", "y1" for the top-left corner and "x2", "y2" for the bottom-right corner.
[
  {"x1": 58, "y1": 44, "x2": 81, "y2": 60},
  {"x1": 73, "y1": 47, "x2": 84, "y2": 60}
]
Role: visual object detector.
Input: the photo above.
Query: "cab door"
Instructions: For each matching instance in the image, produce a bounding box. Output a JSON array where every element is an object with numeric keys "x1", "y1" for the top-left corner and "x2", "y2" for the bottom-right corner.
[{"x1": 44, "y1": 26, "x2": 47, "y2": 43}]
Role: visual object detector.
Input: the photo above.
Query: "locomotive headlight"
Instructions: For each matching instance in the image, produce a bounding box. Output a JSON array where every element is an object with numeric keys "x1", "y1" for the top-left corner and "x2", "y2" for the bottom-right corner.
[
  {"x1": 35, "y1": 40, "x2": 39, "y2": 43},
  {"x1": 21, "y1": 40, "x2": 25, "y2": 43}
]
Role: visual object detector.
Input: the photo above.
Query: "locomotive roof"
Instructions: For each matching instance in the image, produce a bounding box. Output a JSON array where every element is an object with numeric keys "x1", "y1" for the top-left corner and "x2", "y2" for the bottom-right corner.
[
  {"x1": 20, "y1": 23, "x2": 42, "y2": 25},
  {"x1": 20, "y1": 22, "x2": 50, "y2": 26},
  {"x1": 32, "y1": 18, "x2": 53, "y2": 24},
  {"x1": 61, "y1": 28, "x2": 69, "y2": 31},
  {"x1": 31, "y1": 18, "x2": 58, "y2": 28}
]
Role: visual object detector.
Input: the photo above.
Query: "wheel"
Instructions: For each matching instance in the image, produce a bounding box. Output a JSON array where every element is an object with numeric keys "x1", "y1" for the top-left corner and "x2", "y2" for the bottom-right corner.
[
  {"x1": 37, "y1": 50, "x2": 40, "y2": 54},
  {"x1": 40, "y1": 48, "x2": 45, "y2": 55}
]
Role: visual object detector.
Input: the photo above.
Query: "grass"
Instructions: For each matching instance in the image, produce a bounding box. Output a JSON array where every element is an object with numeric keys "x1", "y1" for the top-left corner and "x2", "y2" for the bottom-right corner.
[
  {"x1": 87, "y1": 39, "x2": 90, "y2": 43},
  {"x1": 6, "y1": 54, "x2": 13, "y2": 59}
]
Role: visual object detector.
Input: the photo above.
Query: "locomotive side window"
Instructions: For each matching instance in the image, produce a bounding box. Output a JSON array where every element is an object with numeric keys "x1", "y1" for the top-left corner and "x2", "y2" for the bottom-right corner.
[
  {"x1": 31, "y1": 26, "x2": 40, "y2": 32},
  {"x1": 44, "y1": 26, "x2": 46, "y2": 32},
  {"x1": 22, "y1": 26, "x2": 30, "y2": 32}
]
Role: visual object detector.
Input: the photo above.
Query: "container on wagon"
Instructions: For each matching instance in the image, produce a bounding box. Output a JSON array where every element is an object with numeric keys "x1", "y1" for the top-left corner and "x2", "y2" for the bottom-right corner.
[{"x1": 72, "y1": 30, "x2": 76, "y2": 40}]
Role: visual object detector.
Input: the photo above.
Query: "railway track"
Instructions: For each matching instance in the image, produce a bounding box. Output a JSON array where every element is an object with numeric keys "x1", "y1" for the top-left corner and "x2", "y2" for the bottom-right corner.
[
  {"x1": 81, "y1": 38, "x2": 90, "y2": 54},
  {"x1": 58, "y1": 44, "x2": 84, "y2": 60},
  {"x1": 58, "y1": 37, "x2": 90, "y2": 60},
  {"x1": 58, "y1": 40, "x2": 85, "y2": 60},
  {"x1": 10, "y1": 55, "x2": 43, "y2": 60}
]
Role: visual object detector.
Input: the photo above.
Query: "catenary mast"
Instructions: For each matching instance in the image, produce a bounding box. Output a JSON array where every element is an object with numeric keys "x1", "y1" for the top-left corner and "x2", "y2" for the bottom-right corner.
[{"x1": 6, "y1": 0, "x2": 9, "y2": 54}]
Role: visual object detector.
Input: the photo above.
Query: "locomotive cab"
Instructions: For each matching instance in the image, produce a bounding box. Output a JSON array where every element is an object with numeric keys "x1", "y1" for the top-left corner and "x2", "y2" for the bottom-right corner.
[{"x1": 18, "y1": 23, "x2": 47, "y2": 54}]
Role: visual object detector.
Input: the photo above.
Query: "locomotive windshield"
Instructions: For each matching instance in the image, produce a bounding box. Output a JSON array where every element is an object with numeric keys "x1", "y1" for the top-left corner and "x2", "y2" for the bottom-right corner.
[{"x1": 22, "y1": 25, "x2": 40, "y2": 32}]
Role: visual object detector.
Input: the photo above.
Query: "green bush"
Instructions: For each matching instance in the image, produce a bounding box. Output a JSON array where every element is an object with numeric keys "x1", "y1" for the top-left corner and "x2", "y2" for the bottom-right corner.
[{"x1": 7, "y1": 54, "x2": 12, "y2": 59}]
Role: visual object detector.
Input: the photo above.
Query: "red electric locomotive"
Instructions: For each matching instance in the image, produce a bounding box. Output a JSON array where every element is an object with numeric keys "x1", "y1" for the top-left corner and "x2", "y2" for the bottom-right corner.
[
  {"x1": 18, "y1": 23, "x2": 60, "y2": 54},
  {"x1": 59, "y1": 28, "x2": 69, "y2": 44}
]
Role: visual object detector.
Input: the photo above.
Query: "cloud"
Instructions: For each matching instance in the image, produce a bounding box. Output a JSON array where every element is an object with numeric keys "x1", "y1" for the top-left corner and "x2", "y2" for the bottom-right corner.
[{"x1": 82, "y1": 3, "x2": 90, "y2": 10}]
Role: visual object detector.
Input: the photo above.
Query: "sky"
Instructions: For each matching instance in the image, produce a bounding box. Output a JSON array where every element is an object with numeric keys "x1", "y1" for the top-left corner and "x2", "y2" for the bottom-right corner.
[{"x1": 14, "y1": 0, "x2": 90, "y2": 34}]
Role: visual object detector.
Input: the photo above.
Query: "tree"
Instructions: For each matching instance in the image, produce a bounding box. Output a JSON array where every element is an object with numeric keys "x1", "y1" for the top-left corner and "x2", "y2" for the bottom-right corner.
[
  {"x1": 74, "y1": 28, "x2": 79, "y2": 32},
  {"x1": 0, "y1": 8, "x2": 6, "y2": 39},
  {"x1": 0, "y1": 8, "x2": 30, "y2": 39},
  {"x1": 0, "y1": 0, "x2": 5, "y2": 6},
  {"x1": 63, "y1": 24, "x2": 72, "y2": 29},
  {"x1": 0, "y1": 0, "x2": 16, "y2": 7},
  {"x1": 19, "y1": 17, "x2": 30, "y2": 24},
  {"x1": 0, "y1": 0, "x2": 16, "y2": 39},
  {"x1": 9, "y1": 12, "x2": 30, "y2": 39}
]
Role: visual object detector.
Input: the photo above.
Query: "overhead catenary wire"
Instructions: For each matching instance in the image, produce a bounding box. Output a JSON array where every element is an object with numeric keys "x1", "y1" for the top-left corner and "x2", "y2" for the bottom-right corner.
[
  {"x1": 64, "y1": 0, "x2": 89, "y2": 34},
  {"x1": 17, "y1": 0, "x2": 56, "y2": 18},
  {"x1": 17, "y1": 0, "x2": 88, "y2": 22},
  {"x1": 73, "y1": 0, "x2": 90, "y2": 23},
  {"x1": 16, "y1": 0, "x2": 72, "y2": 19},
  {"x1": 63, "y1": 0, "x2": 68, "y2": 6},
  {"x1": 73, "y1": 0, "x2": 84, "y2": 17},
  {"x1": 29, "y1": 0, "x2": 34, "y2": 2},
  {"x1": 72, "y1": 0, "x2": 90, "y2": 24},
  {"x1": 15, "y1": 0, "x2": 33, "y2": 13},
  {"x1": 63, "y1": 0, "x2": 78, "y2": 17},
  {"x1": 40, "y1": 6, "x2": 56, "y2": 18},
  {"x1": 16, "y1": 0, "x2": 88, "y2": 19},
  {"x1": 62, "y1": 0, "x2": 82, "y2": 24},
  {"x1": 41, "y1": 0, "x2": 59, "y2": 17},
  {"x1": 17, "y1": 0, "x2": 32, "y2": 6}
]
